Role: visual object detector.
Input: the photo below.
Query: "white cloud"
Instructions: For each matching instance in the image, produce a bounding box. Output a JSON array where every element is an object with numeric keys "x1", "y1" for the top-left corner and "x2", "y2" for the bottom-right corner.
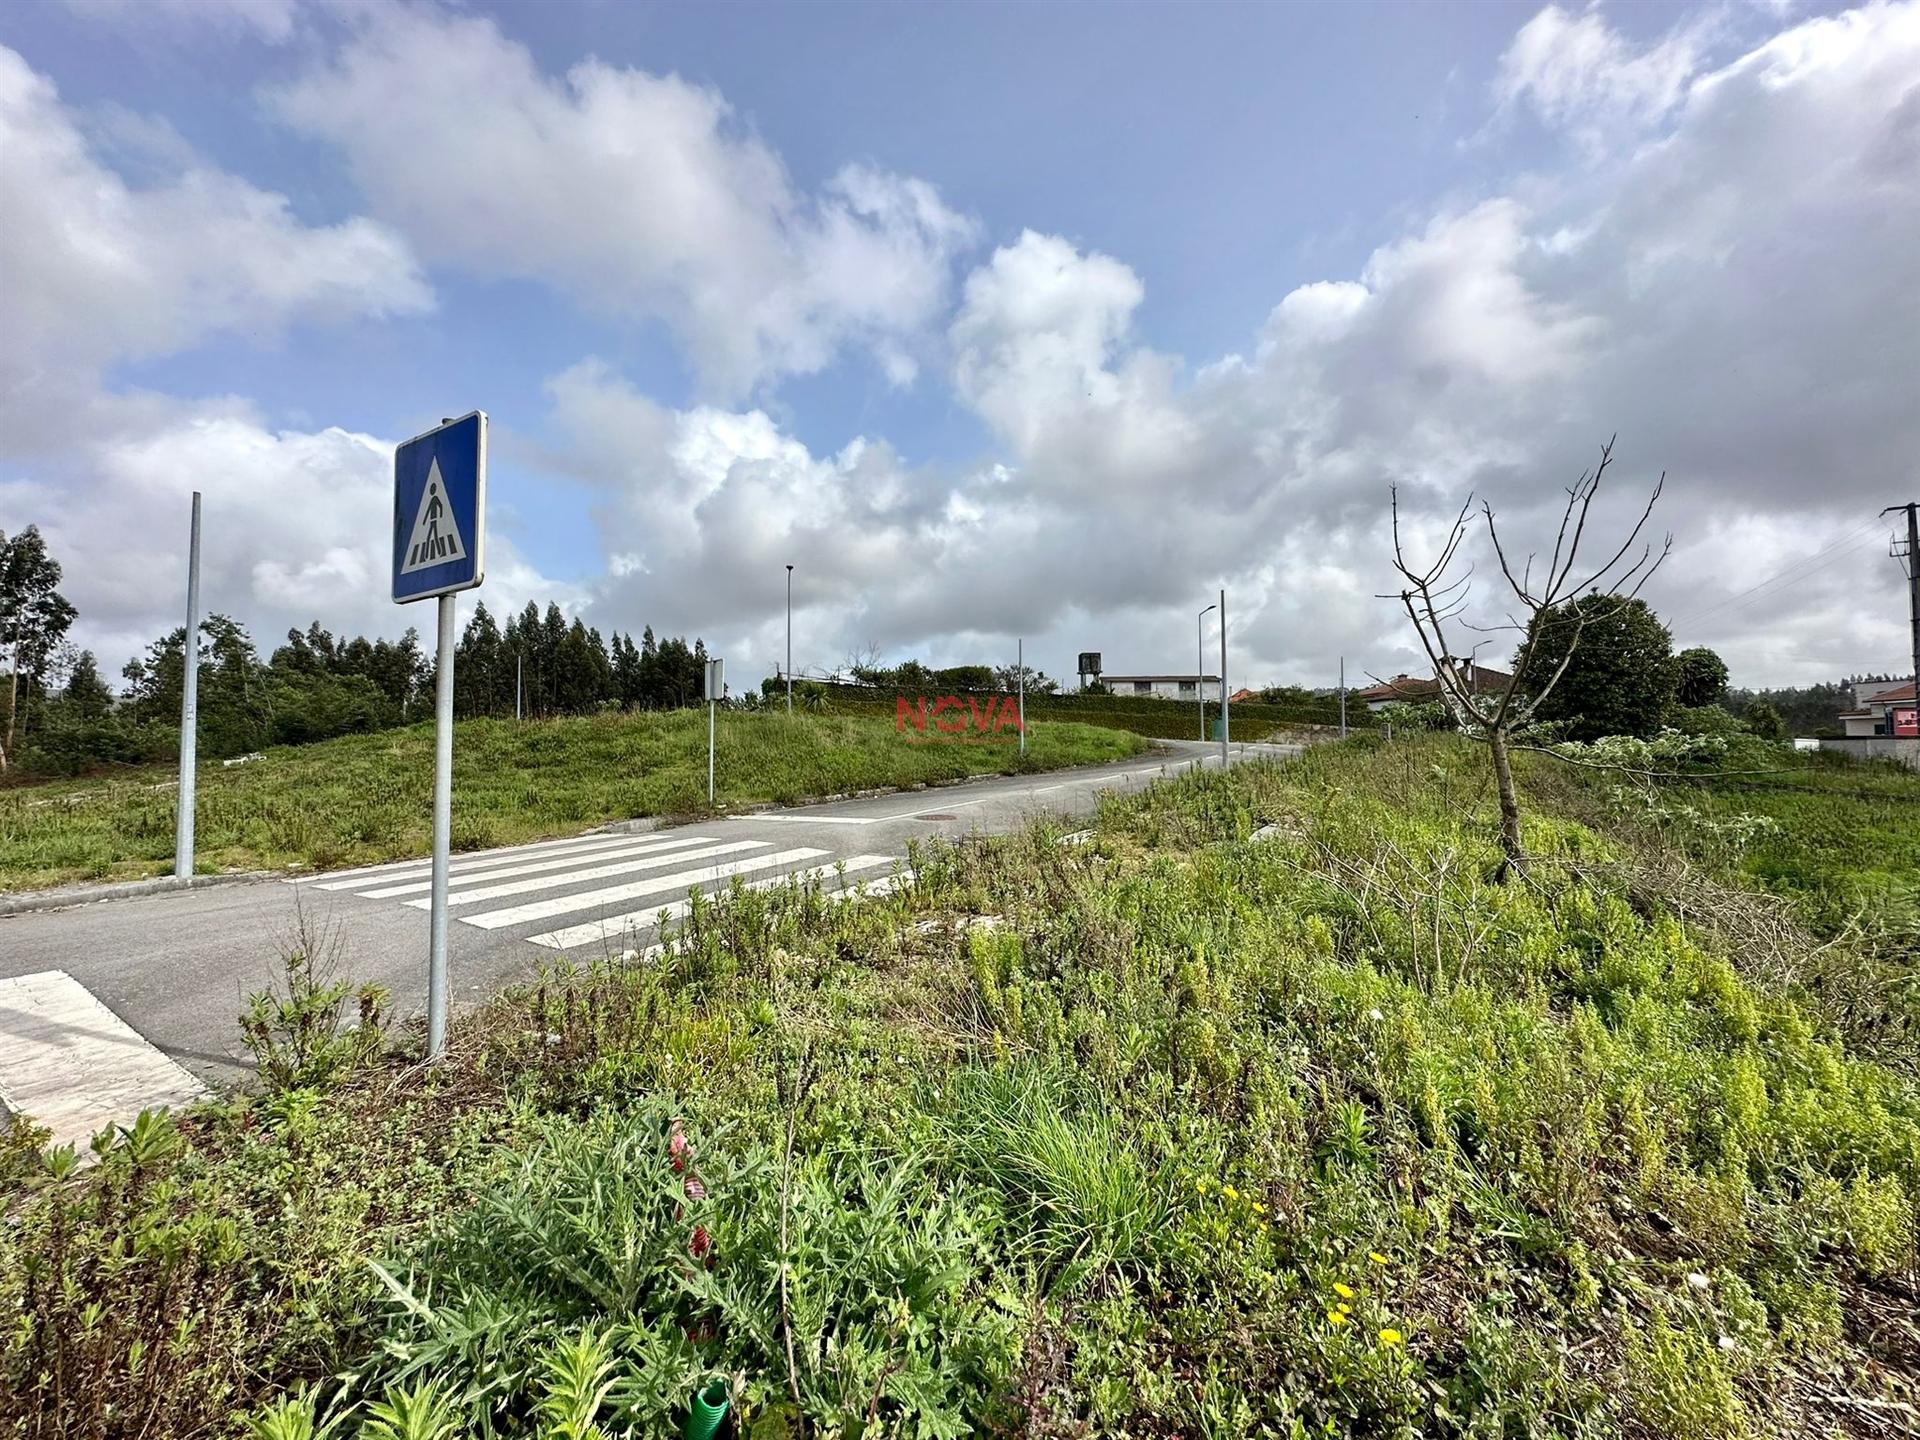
[
  {"x1": 0, "y1": 43, "x2": 430, "y2": 452},
  {"x1": 270, "y1": 6, "x2": 977, "y2": 396},
  {"x1": 1494, "y1": 4, "x2": 1710, "y2": 141}
]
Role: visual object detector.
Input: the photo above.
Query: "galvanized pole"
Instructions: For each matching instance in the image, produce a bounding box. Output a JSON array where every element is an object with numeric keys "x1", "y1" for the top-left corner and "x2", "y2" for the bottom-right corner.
[
  {"x1": 1017, "y1": 638, "x2": 1026, "y2": 756},
  {"x1": 173, "y1": 492, "x2": 202, "y2": 879},
  {"x1": 708, "y1": 693, "x2": 716, "y2": 804},
  {"x1": 1339, "y1": 656, "x2": 1347, "y2": 739},
  {"x1": 515, "y1": 650, "x2": 522, "y2": 721},
  {"x1": 426, "y1": 592, "x2": 456, "y2": 1060},
  {"x1": 1218, "y1": 588, "x2": 1229, "y2": 765},
  {"x1": 785, "y1": 564, "x2": 794, "y2": 714}
]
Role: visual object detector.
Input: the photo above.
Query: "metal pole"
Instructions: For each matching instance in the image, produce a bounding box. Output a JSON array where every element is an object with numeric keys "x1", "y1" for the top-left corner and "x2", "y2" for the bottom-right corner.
[
  {"x1": 1218, "y1": 587, "x2": 1228, "y2": 765},
  {"x1": 173, "y1": 492, "x2": 201, "y2": 879},
  {"x1": 785, "y1": 564, "x2": 794, "y2": 714},
  {"x1": 708, "y1": 697, "x2": 716, "y2": 804},
  {"x1": 427, "y1": 591, "x2": 456, "y2": 1060},
  {"x1": 515, "y1": 651, "x2": 521, "y2": 721},
  {"x1": 1339, "y1": 656, "x2": 1347, "y2": 739},
  {"x1": 1903, "y1": 504, "x2": 1920, "y2": 714},
  {"x1": 1017, "y1": 638, "x2": 1026, "y2": 756}
]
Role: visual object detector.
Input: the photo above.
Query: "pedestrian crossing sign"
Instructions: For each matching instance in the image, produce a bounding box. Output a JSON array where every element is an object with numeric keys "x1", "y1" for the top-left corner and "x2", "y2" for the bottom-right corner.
[{"x1": 393, "y1": 411, "x2": 486, "y2": 603}]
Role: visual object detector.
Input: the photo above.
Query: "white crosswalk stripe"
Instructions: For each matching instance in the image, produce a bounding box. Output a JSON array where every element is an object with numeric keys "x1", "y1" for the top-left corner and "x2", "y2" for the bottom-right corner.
[
  {"x1": 528, "y1": 854, "x2": 900, "y2": 951},
  {"x1": 295, "y1": 830, "x2": 653, "y2": 890},
  {"x1": 411, "y1": 840, "x2": 775, "y2": 912},
  {"x1": 357, "y1": 833, "x2": 718, "y2": 899},
  {"x1": 459, "y1": 847, "x2": 832, "y2": 931}
]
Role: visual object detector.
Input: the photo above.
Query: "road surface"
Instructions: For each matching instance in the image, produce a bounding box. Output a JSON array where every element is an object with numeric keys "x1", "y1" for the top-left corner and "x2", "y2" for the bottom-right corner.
[{"x1": 0, "y1": 740, "x2": 1291, "y2": 1144}]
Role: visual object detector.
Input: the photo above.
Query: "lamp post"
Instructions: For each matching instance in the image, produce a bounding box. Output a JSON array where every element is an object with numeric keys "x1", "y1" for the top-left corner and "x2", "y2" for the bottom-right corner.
[
  {"x1": 785, "y1": 563, "x2": 794, "y2": 715},
  {"x1": 1197, "y1": 602, "x2": 1216, "y2": 741}
]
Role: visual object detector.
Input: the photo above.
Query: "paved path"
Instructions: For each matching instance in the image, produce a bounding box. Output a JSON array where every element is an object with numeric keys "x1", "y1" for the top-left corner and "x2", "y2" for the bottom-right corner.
[{"x1": 0, "y1": 740, "x2": 1291, "y2": 1139}]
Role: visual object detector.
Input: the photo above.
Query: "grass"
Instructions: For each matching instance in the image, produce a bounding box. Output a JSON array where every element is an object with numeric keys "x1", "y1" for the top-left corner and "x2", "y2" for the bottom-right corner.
[
  {"x1": 0, "y1": 708, "x2": 1146, "y2": 891},
  {"x1": 3, "y1": 733, "x2": 1916, "y2": 1438}
]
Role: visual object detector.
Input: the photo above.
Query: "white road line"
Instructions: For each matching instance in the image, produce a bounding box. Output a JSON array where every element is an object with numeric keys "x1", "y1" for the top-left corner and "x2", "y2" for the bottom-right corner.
[
  {"x1": 356, "y1": 833, "x2": 717, "y2": 899},
  {"x1": 409, "y1": 840, "x2": 774, "y2": 912},
  {"x1": 527, "y1": 854, "x2": 899, "y2": 951},
  {"x1": 460, "y1": 847, "x2": 831, "y2": 931},
  {"x1": 0, "y1": 971, "x2": 205, "y2": 1151},
  {"x1": 296, "y1": 829, "x2": 650, "y2": 888}
]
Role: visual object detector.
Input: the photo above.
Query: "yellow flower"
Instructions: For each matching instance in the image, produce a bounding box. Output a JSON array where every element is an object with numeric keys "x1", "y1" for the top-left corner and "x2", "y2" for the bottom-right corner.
[
  {"x1": 1378, "y1": 1328, "x2": 1404, "y2": 1347},
  {"x1": 1368, "y1": 1251, "x2": 1390, "y2": 1267},
  {"x1": 1326, "y1": 1310, "x2": 1348, "y2": 1326},
  {"x1": 1332, "y1": 1282, "x2": 1356, "y2": 1300},
  {"x1": 1223, "y1": 1185, "x2": 1239, "y2": 1202},
  {"x1": 1251, "y1": 1201, "x2": 1267, "y2": 1215},
  {"x1": 1337, "y1": 1303, "x2": 1351, "y2": 1316},
  {"x1": 1195, "y1": 1177, "x2": 1209, "y2": 1192}
]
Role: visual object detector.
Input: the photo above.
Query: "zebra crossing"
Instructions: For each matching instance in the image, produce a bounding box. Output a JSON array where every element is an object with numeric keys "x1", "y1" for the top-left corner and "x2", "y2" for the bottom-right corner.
[{"x1": 290, "y1": 829, "x2": 913, "y2": 953}]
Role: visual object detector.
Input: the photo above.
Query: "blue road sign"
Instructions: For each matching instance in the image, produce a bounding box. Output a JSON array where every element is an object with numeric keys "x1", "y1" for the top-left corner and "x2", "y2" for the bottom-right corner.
[{"x1": 393, "y1": 411, "x2": 486, "y2": 603}]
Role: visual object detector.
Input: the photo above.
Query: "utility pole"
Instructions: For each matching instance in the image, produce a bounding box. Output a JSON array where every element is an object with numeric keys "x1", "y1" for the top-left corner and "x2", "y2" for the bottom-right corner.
[
  {"x1": 174, "y1": 492, "x2": 202, "y2": 880},
  {"x1": 785, "y1": 563, "x2": 794, "y2": 715},
  {"x1": 1017, "y1": 637, "x2": 1026, "y2": 756},
  {"x1": 1218, "y1": 587, "x2": 1228, "y2": 766},
  {"x1": 1888, "y1": 503, "x2": 1919, "y2": 717},
  {"x1": 1197, "y1": 602, "x2": 1216, "y2": 741},
  {"x1": 1339, "y1": 656, "x2": 1347, "y2": 739}
]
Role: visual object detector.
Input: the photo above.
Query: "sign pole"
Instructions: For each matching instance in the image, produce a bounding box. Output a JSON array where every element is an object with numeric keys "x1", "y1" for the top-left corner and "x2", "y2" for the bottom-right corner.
[
  {"x1": 708, "y1": 694, "x2": 716, "y2": 805},
  {"x1": 174, "y1": 491, "x2": 201, "y2": 879},
  {"x1": 1017, "y1": 638, "x2": 1026, "y2": 756},
  {"x1": 427, "y1": 592, "x2": 456, "y2": 1057},
  {"x1": 1218, "y1": 587, "x2": 1229, "y2": 765}
]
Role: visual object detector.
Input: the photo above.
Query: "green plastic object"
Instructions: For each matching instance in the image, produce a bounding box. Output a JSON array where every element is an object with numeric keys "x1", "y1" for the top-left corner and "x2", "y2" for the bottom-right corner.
[{"x1": 685, "y1": 1379, "x2": 730, "y2": 1440}]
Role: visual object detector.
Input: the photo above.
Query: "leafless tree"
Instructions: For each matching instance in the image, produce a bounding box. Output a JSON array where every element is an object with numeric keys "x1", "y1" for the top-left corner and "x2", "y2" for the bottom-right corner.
[{"x1": 1388, "y1": 438, "x2": 1668, "y2": 879}]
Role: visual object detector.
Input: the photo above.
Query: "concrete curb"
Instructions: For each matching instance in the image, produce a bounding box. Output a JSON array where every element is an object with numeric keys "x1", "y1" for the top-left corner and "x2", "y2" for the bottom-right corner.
[{"x1": 0, "y1": 870, "x2": 269, "y2": 918}]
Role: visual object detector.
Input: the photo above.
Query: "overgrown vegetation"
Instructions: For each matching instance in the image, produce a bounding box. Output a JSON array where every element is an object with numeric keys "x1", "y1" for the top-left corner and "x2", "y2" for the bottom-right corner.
[
  {"x1": 0, "y1": 708, "x2": 1143, "y2": 891},
  {"x1": 3, "y1": 734, "x2": 1916, "y2": 1438}
]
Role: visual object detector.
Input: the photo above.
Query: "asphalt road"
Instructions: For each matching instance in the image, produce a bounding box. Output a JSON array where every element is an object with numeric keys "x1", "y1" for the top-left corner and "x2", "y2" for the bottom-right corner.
[{"x1": 0, "y1": 740, "x2": 1292, "y2": 1129}]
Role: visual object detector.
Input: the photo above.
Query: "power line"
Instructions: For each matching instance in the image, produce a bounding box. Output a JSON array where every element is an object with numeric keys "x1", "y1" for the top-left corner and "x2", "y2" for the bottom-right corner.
[{"x1": 1670, "y1": 518, "x2": 1884, "y2": 631}]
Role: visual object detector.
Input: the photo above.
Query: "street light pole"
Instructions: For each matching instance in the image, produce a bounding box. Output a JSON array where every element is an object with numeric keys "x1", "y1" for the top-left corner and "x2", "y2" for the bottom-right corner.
[
  {"x1": 1219, "y1": 587, "x2": 1229, "y2": 765},
  {"x1": 785, "y1": 563, "x2": 794, "y2": 715},
  {"x1": 1197, "y1": 602, "x2": 1216, "y2": 741}
]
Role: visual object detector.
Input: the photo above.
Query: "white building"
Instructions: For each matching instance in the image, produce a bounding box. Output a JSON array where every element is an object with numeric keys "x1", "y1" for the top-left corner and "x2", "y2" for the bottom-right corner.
[{"x1": 1096, "y1": 673, "x2": 1220, "y2": 700}]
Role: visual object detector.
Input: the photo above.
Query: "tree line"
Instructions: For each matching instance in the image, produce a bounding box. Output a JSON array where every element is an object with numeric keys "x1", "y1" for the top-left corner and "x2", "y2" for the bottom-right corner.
[{"x1": 0, "y1": 525, "x2": 713, "y2": 777}]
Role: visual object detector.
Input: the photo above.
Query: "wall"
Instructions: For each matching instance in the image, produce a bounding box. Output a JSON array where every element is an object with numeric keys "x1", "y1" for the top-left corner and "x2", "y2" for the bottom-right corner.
[{"x1": 1815, "y1": 736, "x2": 1920, "y2": 772}]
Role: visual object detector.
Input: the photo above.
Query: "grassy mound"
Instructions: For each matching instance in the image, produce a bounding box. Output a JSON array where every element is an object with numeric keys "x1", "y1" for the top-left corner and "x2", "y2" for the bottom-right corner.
[
  {"x1": 0, "y1": 709, "x2": 1146, "y2": 891},
  {"x1": 3, "y1": 735, "x2": 1915, "y2": 1438}
]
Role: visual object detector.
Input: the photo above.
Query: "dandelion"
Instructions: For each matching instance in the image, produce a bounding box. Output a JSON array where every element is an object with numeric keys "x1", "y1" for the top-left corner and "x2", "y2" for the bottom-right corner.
[
  {"x1": 1326, "y1": 1309, "x2": 1348, "y2": 1326},
  {"x1": 1378, "y1": 1328, "x2": 1404, "y2": 1347},
  {"x1": 1332, "y1": 1282, "x2": 1355, "y2": 1300},
  {"x1": 1368, "y1": 1251, "x2": 1390, "y2": 1266},
  {"x1": 1251, "y1": 1201, "x2": 1267, "y2": 1215},
  {"x1": 1223, "y1": 1184, "x2": 1239, "y2": 1201},
  {"x1": 1337, "y1": 1303, "x2": 1351, "y2": 1316}
]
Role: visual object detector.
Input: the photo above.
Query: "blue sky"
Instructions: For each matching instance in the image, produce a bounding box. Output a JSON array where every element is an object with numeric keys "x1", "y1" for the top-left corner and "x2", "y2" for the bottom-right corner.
[{"x1": 3, "y1": 0, "x2": 1916, "y2": 689}]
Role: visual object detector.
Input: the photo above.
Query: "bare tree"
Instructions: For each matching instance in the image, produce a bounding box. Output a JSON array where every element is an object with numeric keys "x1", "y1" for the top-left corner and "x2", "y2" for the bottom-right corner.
[{"x1": 1388, "y1": 438, "x2": 1668, "y2": 879}]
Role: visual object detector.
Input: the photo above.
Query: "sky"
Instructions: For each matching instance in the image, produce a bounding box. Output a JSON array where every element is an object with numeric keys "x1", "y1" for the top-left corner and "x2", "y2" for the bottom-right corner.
[{"x1": 2, "y1": 0, "x2": 1917, "y2": 692}]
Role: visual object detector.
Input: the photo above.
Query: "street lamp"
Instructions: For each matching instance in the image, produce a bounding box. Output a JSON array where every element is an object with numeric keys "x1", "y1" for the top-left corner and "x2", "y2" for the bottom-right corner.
[
  {"x1": 1197, "y1": 602, "x2": 1216, "y2": 741},
  {"x1": 785, "y1": 564, "x2": 794, "y2": 715}
]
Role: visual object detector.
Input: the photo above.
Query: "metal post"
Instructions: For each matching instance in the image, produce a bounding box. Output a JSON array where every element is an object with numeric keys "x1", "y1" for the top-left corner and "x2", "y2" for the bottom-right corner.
[
  {"x1": 1218, "y1": 587, "x2": 1228, "y2": 765},
  {"x1": 708, "y1": 697, "x2": 716, "y2": 804},
  {"x1": 785, "y1": 564, "x2": 794, "y2": 714},
  {"x1": 1197, "y1": 602, "x2": 1215, "y2": 741},
  {"x1": 427, "y1": 591, "x2": 456, "y2": 1060},
  {"x1": 1339, "y1": 656, "x2": 1347, "y2": 739},
  {"x1": 1017, "y1": 638, "x2": 1026, "y2": 756},
  {"x1": 1901, "y1": 504, "x2": 1920, "y2": 714},
  {"x1": 515, "y1": 651, "x2": 522, "y2": 721},
  {"x1": 173, "y1": 492, "x2": 201, "y2": 879}
]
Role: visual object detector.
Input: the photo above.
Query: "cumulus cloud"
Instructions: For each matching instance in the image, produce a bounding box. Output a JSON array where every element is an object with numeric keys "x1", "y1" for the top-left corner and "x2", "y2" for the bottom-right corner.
[
  {"x1": 552, "y1": 2, "x2": 1920, "y2": 689},
  {"x1": 1494, "y1": 3, "x2": 1710, "y2": 142},
  {"x1": 0, "y1": 44, "x2": 430, "y2": 452},
  {"x1": 270, "y1": 5, "x2": 977, "y2": 396}
]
